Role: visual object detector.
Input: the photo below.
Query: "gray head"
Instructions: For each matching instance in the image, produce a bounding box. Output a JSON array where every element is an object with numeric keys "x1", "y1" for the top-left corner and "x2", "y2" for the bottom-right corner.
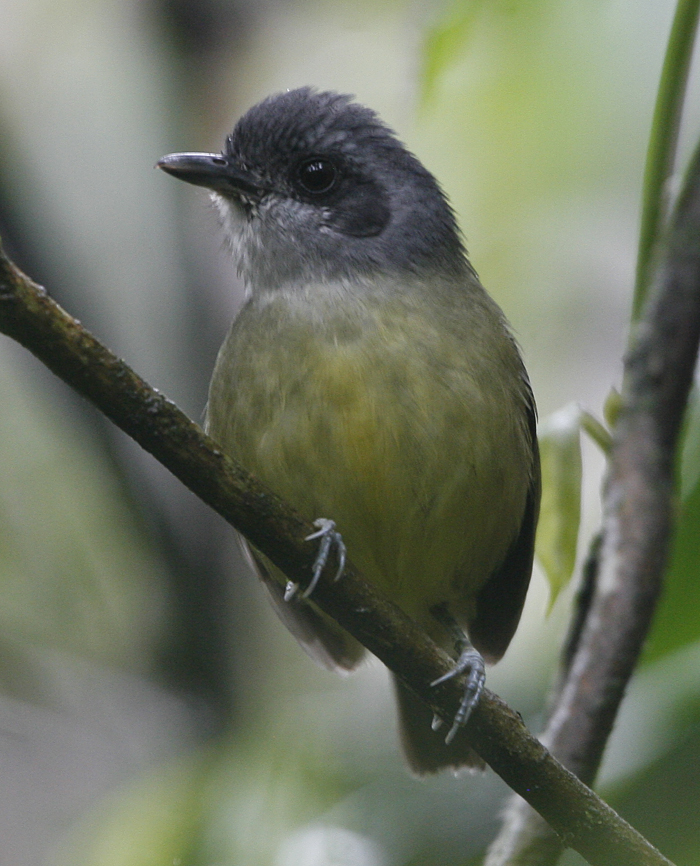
[{"x1": 158, "y1": 87, "x2": 468, "y2": 290}]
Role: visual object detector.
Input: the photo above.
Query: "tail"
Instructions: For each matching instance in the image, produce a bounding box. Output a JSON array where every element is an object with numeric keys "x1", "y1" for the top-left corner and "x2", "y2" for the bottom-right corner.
[{"x1": 392, "y1": 675, "x2": 485, "y2": 774}]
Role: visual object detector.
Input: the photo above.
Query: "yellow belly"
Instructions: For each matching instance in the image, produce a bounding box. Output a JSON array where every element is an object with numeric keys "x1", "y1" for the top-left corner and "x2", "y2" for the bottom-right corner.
[{"x1": 206, "y1": 279, "x2": 532, "y2": 636}]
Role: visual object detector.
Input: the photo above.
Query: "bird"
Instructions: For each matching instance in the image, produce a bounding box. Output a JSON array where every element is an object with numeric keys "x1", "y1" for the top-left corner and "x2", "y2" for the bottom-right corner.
[{"x1": 158, "y1": 87, "x2": 540, "y2": 774}]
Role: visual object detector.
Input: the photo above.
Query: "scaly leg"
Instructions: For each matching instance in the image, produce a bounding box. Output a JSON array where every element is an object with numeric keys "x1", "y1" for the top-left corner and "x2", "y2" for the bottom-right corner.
[{"x1": 429, "y1": 603, "x2": 486, "y2": 744}]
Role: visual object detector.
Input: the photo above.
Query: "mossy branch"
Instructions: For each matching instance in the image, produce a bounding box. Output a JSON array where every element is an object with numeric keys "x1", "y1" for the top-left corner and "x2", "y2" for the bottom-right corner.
[{"x1": 0, "y1": 240, "x2": 676, "y2": 866}]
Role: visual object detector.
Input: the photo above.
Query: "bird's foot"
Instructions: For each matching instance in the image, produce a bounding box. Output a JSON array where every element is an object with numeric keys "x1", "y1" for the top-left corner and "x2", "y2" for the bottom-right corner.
[
  {"x1": 294, "y1": 518, "x2": 346, "y2": 599},
  {"x1": 430, "y1": 647, "x2": 485, "y2": 744}
]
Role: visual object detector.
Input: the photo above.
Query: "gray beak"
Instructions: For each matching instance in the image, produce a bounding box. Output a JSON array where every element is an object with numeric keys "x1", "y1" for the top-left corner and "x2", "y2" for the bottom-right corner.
[{"x1": 157, "y1": 152, "x2": 263, "y2": 197}]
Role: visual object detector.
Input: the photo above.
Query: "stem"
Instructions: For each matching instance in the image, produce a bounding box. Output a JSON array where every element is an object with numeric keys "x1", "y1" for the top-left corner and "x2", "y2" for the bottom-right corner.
[
  {"x1": 580, "y1": 410, "x2": 612, "y2": 455},
  {"x1": 485, "y1": 135, "x2": 700, "y2": 866},
  {"x1": 633, "y1": 0, "x2": 700, "y2": 321}
]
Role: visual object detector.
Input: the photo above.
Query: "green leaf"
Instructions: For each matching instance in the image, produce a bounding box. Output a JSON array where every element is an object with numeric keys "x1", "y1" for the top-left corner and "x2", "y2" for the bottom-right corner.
[
  {"x1": 422, "y1": 0, "x2": 486, "y2": 101},
  {"x1": 536, "y1": 403, "x2": 583, "y2": 609}
]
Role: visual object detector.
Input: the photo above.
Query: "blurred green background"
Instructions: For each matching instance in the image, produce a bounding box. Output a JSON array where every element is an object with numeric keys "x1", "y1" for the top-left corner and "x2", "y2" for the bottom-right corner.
[{"x1": 1, "y1": 1, "x2": 699, "y2": 864}]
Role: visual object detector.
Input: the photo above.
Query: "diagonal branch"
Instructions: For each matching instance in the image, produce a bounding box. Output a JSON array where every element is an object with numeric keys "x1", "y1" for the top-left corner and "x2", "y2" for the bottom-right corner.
[
  {"x1": 0, "y1": 240, "x2": 675, "y2": 866},
  {"x1": 484, "y1": 136, "x2": 700, "y2": 866}
]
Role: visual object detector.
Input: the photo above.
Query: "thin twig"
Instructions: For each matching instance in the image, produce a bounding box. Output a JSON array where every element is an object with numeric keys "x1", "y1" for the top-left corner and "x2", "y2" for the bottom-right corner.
[{"x1": 484, "y1": 136, "x2": 700, "y2": 866}]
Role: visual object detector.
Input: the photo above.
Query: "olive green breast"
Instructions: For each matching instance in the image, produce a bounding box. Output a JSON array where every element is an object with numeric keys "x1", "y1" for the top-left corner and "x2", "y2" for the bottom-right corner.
[{"x1": 206, "y1": 276, "x2": 534, "y2": 633}]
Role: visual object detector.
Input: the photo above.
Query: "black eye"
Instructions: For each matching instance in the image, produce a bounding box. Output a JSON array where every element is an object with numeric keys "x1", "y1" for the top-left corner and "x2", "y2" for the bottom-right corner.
[{"x1": 296, "y1": 157, "x2": 338, "y2": 194}]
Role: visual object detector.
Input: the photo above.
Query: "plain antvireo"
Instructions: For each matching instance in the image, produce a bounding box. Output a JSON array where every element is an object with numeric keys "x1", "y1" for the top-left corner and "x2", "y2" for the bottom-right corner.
[{"x1": 158, "y1": 88, "x2": 540, "y2": 774}]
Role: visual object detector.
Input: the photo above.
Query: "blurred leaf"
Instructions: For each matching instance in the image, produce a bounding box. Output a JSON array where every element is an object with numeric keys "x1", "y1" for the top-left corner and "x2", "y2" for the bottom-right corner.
[
  {"x1": 421, "y1": 0, "x2": 562, "y2": 101},
  {"x1": 602, "y1": 682, "x2": 700, "y2": 866},
  {"x1": 275, "y1": 826, "x2": 385, "y2": 866},
  {"x1": 60, "y1": 736, "x2": 372, "y2": 866},
  {"x1": 57, "y1": 756, "x2": 207, "y2": 866},
  {"x1": 422, "y1": 0, "x2": 486, "y2": 100},
  {"x1": 536, "y1": 403, "x2": 583, "y2": 609},
  {"x1": 0, "y1": 350, "x2": 168, "y2": 675}
]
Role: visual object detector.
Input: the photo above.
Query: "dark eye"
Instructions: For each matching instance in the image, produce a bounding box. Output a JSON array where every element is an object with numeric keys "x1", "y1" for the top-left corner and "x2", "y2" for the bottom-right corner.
[{"x1": 296, "y1": 157, "x2": 338, "y2": 194}]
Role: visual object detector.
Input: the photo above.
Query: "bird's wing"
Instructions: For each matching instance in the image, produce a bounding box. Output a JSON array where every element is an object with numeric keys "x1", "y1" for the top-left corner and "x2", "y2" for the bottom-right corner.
[
  {"x1": 467, "y1": 393, "x2": 541, "y2": 663},
  {"x1": 238, "y1": 535, "x2": 366, "y2": 672}
]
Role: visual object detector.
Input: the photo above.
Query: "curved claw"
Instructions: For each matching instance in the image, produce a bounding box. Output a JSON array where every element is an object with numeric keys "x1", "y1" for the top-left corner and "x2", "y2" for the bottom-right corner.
[
  {"x1": 302, "y1": 518, "x2": 346, "y2": 599},
  {"x1": 284, "y1": 580, "x2": 299, "y2": 601},
  {"x1": 430, "y1": 647, "x2": 485, "y2": 744}
]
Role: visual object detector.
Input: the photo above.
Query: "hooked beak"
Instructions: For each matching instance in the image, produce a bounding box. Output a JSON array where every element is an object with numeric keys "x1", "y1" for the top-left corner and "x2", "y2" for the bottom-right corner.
[{"x1": 157, "y1": 152, "x2": 263, "y2": 198}]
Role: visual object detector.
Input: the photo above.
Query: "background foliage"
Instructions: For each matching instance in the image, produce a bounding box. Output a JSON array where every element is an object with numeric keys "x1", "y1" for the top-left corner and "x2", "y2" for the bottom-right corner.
[{"x1": 0, "y1": 1, "x2": 699, "y2": 864}]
